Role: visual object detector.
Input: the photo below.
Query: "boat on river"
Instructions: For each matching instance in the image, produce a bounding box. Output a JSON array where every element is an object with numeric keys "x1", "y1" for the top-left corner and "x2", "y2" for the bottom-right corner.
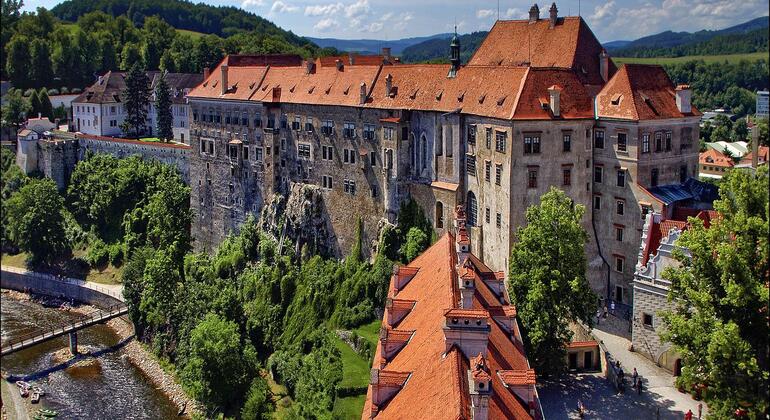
[
  {"x1": 31, "y1": 391, "x2": 40, "y2": 403},
  {"x1": 20, "y1": 386, "x2": 29, "y2": 397},
  {"x1": 15, "y1": 380, "x2": 30, "y2": 388}
]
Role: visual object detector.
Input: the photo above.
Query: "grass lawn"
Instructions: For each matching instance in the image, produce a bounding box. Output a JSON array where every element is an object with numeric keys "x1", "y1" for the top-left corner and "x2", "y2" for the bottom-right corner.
[
  {"x1": 353, "y1": 319, "x2": 381, "y2": 348},
  {"x1": 139, "y1": 137, "x2": 163, "y2": 143},
  {"x1": 266, "y1": 373, "x2": 295, "y2": 419},
  {"x1": 332, "y1": 395, "x2": 367, "y2": 419},
  {"x1": 176, "y1": 28, "x2": 207, "y2": 39},
  {"x1": 613, "y1": 51, "x2": 769, "y2": 65},
  {"x1": 333, "y1": 338, "x2": 370, "y2": 389},
  {"x1": 1, "y1": 251, "x2": 123, "y2": 285}
]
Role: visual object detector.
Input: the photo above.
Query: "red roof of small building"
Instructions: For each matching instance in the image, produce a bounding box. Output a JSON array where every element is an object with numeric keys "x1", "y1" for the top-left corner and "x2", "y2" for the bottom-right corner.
[
  {"x1": 742, "y1": 146, "x2": 769, "y2": 163},
  {"x1": 640, "y1": 209, "x2": 719, "y2": 266},
  {"x1": 699, "y1": 149, "x2": 734, "y2": 168}
]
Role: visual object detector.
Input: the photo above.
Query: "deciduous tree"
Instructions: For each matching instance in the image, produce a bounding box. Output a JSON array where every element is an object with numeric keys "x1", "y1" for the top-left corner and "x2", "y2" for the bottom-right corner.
[{"x1": 508, "y1": 187, "x2": 597, "y2": 375}]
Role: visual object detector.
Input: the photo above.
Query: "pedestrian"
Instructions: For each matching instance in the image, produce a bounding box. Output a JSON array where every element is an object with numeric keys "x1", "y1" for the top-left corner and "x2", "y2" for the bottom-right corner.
[
  {"x1": 603, "y1": 305, "x2": 608, "y2": 319},
  {"x1": 596, "y1": 309, "x2": 601, "y2": 325},
  {"x1": 685, "y1": 409, "x2": 693, "y2": 420},
  {"x1": 610, "y1": 300, "x2": 616, "y2": 315},
  {"x1": 632, "y1": 367, "x2": 638, "y2": 388}
]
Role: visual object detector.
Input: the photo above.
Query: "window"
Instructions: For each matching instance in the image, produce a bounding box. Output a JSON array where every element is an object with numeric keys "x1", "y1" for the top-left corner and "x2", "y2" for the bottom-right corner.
[
  {"x1": 254, "y1": 113, "x2": 262, "y2": 127},
  {"x1": 617, "y1": 170, "x2": 625, "y2": 187},
  {"x1": 524, "y1": 135, "x2": 540, "y2": 154},
  {"x1": 370, "y1": 151, "x2": 376, "y2": 166},
  {"x1": 322, "y1": 175, "x2": 333, "y2": 189},
  {"x1": 485, "y1": 161, "x2": 491, "y2": 182},
  {"x1": 305, "y1": 117, "x2": 314, "y2": 132},
  {"x1": 371, "y1": 185, "x2": 378, "y2": 198},
  {"x1": 225, "y1": 112, "x2": 231, "y2": 125},
  {"x1": 617, "y1": 132, "x2": 627, "y2": 152},
  {"x1": 280, "y1": 114, "x2": 288, "y2": 129},
  {"x1": 468, "y1": 125, "x2": 476, "y2": 145},
  {"x1": 385, "y1": 149, "x2": 393, "y2": 169},
  {"x1": 655, "y1": 132, "x2": 662, "y2": 152},
  {"x1": 292, "y1": 116, "x2": 301, "y2": 130},
  {"x1": 616, "y1": 200, "x2": 625, "y2": 216},
  {"x1": 563, "y1": 168, "x2": 572, "y2": 186},
  {"x1": 343, "y1": 149, "x2": 356, "y2": 164},
  {"x1": 229, "y1": 144, "x2": 238, "y2": 160},
  {"x1": 343, "y1": 122, "x2": 356, "y2": 138},
  {"x1": 680, "y1": 127, "x2": 693, "y2": 150},
  {"x1": 241, "y1": 112, "x2": 248, "y2": 126},
  {"x1": 267, "y1": 115, "x2": 275, "y2": 129},
  {"x1": 641, "y1": 205, "x2": 651, "y2": 220},
  {"x1": 280, "y1": 138, "x2": 286, "y2": 151},
  {"x1": 436, "y1": 202, "x2": 444, "y2": 228},
  {"x1": 493, "y1": 131, "x2": 506, "y2": 153},
  {"x1": 641, "y1": 134, "x2": 650, "y2": 153},
  {"x1": 527, "y1": 169, "x2": 538, "y2": 188},
  {"x1": 298, "y1": 143, "x2": 311, "y2": 159},
  {"x1": 616, "y1": 226, "x2": 624, "y2": 242},
  {"x1": 466, "y1": 154, "x2": 476, "y2": 175},
  {"x1": 495, "y1": 164, "x2": 502, "y2": 186},
  {"x1": 679, "y1": 165, "x2": 687, "y2": 183},
  {"x1": 651, "y1": 168, "x2": 659, "y2": 187},
  {"x1": 343, "y1": 179, "x2": 356, "y2": 195},
  {"x1": 615, "y1": 256, "x2": 625, "y2": 273},
  {"x1": 322, "y1": 120, "x2": 334, "y2": 136},
  {"x1": 594, "y1": 166, "x2": 603, "y2": 183},
  {"x1": 384, "y1": 127, "x2": 394, "y2": 140},
  {"x1": 445, "y1": 125, "x2": 453, "y2": 157},
  {"x1": 243, "y1": 146, "x2": 249, "y2": 161},
  {"x1": 563, "y1": 134, "x2": 571, "y2": 152},
  {"x1": 467, "y1": 192, "x2": 478, "y2": 226},
  {"x1": 496, "y1": 213, "x2": 501, "y2": 228},
  {"x1": 593, "y1": 195, "x2": 601, "y2": 210},
  {"x1": 255, "y1": 147, "x2": 263, "y2": 162},
  {"x1": 485, "y1": 128, "x2": 492, "y2": 149},
  {"x1": 665, "y1": 131, "x2": 672, "y2": 151},
  {"x1": 594, "y1": 130, "x2": 605, "y2": 149},
  {"x1": 363, "y1": 124, "x2": 376, "y2": 140},
  {"x1": 485, "y1": 207, "x2": 491, "y2": 224},
  {"x1": 321, "y1": 145, "x2": 334, "y2": 161},
  {"x1": 643, "y1": 313, "x2": 653, "y2": 327}
]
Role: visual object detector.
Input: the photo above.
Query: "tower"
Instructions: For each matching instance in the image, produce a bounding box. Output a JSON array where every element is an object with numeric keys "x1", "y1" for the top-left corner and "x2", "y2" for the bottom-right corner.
[{"x1": 448, "y1": 26, "x2": 461, "y2": 78}]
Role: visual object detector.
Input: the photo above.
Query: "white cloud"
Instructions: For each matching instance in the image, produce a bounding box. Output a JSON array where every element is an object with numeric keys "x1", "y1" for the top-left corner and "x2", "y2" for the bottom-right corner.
[
  {"x1": 241, "y1": 0, "x2": 264, "y2": 9},
  {"x1": 345, "y1": 0, "x2": 370, "y2": 18},
  {"x1": 362, "y1": 21, "x2": 384, "y2": 32},
  {"x1": 590, "y1": 1, "x2": 615, "y2": 21},
  {"x1": 476, "y1": 9, "x2": 495, "y2": 19},
  {"x1": 504, "y1": 8, "x2": 526, "y2": 19},
  {"x1": 305, "y1": 2, "x2": 344, "y2": 16},
  {"x1": 270, "y1": 1, "x2": 299, "y2": 14},
  {"x1": 314, "y1": 18, "x2": 339, "y2": 32}
]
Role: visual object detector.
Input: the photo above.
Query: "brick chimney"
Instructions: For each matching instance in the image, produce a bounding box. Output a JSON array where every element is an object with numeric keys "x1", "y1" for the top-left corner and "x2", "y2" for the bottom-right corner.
[
  {"x1": 305, "y1": 60, "x2": 316, "y2": 74},
  {"x1": 599, "y1": 49, "x2": 609, "y2": 83},
  {"x1": 360, "y1": 82, "x2": 368, "y2": 105},
  {"x1": 385, "y1": 73, "x2": 393, "y2": 97},
  {"x1": 675, "y1": 84, "x2": 692, "y2": 114},
  {"x1": 458, "y1": 260, "x2": 476, "y2": 309},
  {"x1": 469, "y1": 354, "x2": 492, "y2": 420},
  {"x1": 528, "y1": 3, "x2": 540, "y2": 23},
  {"x1": 348, "y1": 51, "x2": 355, "y2": 65},
  {"x1": 751, "y1": 121, "x2": 759, "y2": 168},
  {"x1": 549, "y1": 2, "x2": 558, "y2": 28},
  {"x1": 203, "y1": 66, "x2": 210, "y2": 80},
  {"x1": 336, "y1": 59, "x2": 344, "y2": 71},
  {"x1": 548, "y1": 85, "x2": 562, "y2": 117},
  {"x1": 220, "y1": 64, "x2": 228, "y2": 95},
  {"x1": 382, "y1": 47, "x2": 392, "y2": 62}
]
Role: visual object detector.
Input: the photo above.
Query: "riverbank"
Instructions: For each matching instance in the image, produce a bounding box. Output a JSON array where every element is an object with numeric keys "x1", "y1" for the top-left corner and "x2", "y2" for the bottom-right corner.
[{"x1": 1, "y1": 290, "x2": 200, "y2": 418}]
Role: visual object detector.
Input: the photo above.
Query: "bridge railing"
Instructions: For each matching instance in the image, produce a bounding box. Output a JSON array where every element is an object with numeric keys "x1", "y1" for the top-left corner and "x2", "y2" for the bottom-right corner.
[
  {"x1": 0, "y1": 265, "x2": 124, "y2": 301},
  {"x1": 1, "y1": 303, "x2": 127, "y2": 351}
]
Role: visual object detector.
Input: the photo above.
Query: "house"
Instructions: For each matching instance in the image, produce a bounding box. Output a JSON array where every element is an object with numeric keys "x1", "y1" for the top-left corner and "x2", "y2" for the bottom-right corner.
[
  {"x1": 699, "y1": 148, "x2": 734, "y2": 179},
  {"x1": 705, "y1": 140, "x2": 749, "y2": 158},
  {"x1": 362, "y1": 206, "x2": 541, "y2": 419}
]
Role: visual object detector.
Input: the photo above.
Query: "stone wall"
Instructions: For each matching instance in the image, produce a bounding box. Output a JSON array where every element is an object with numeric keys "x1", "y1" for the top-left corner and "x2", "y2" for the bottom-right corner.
[
  {"x1": 0, "y1": 268, "x2": 123, "y2": 308},
  {"x1": 78, "y1": 135, "x2": 190, "y2": 183},
  {"x1": 38, "y1": 137, "x2": 79, "y2": 190},
  {"x1": 631, "y1": 281, "x2": 677, "y2": 369}
]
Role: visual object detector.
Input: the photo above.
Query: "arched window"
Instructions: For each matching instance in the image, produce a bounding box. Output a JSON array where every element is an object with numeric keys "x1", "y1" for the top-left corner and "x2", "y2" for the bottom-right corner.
[
  {"x1": 467, "y1": 192, "x2": 478, "y2": 226},
  {"x1": 436, "y1": 201, "x2": 444, "y2": 228},
  {"x1": 420, "y1": 134, "x2": 427, "y2": 172}
]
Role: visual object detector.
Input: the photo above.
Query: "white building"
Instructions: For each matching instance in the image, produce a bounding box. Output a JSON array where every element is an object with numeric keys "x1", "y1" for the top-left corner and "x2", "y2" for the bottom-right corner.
[
  {"x1": 71, "y1": 71, "x2": 202, "y2": 143},
  {"x1": 757, "y1": 90, "x2": 769, "y2": 119}
]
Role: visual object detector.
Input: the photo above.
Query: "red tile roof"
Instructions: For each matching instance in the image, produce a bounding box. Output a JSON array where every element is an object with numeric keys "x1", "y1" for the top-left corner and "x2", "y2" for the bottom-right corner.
[
  {"x1": 640, "y1": 209, "x2": 719, "y2": 265},
  {"x1": 512, "y1": 68, "x2": 594, "y2": 120},
  {"x1": 468, "y1": 17, "x2": 615, "y2": 86},
  {"x1": 742, "y1": 146, "x2": 769, "y2": 163},
  {"x1": 699, "y1": 149, "x2": 734, "y2": 168},
  {"x1": 596, "y1": 64, "x2": 701, "y2": 121},
  {"x1": 567, "y1": 340, "x2": 598, "y2": 349},
  {"x1": 362, "y1": 233, "x2": 536, "y2": 419}
]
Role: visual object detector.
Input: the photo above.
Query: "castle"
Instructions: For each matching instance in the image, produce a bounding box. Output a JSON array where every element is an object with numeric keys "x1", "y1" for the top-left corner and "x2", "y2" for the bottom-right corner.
[{"x1": 186, "y1": 3, "x2": 700, "y2": 305}]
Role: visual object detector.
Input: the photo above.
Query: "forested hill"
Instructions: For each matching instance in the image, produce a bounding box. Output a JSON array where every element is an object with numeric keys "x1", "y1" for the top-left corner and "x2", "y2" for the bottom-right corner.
[
  {"x1": 401, "y1": 31, "x2": 488, "y2": 64},
  {"x1": 51, "y1": 0, "x2": 309, "y2": 42}
]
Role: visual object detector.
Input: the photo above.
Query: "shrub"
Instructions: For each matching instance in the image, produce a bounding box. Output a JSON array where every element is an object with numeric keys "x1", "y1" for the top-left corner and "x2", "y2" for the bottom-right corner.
[
  {"x1": 86, "y1": 238, "x2": 109, "y2": 267},
  {"x1": 47, "y1": 88, "x2": 60, "y2": 96},
  {"x1": 71, "y1": 88, "x2": 82, "y2": 94},
  {"x1": 23, "y1": 88, "x2": 36, "y2": 97},
  {"x1": 108, "y1": 242, "x2": 124, "y2": 266},
  {"x1": 60, "y1": 87, "x2": 70, "y2": 94}
]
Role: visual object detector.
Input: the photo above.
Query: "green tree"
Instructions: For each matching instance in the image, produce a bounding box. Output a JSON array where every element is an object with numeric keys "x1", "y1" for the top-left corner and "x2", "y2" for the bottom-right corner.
[
  {"x1": 29, "y1": 38, "x2": 53, "y2": 89},
  {"x1": 29, "y1": 90, "x2": 42, "y2": 119},
  {"x1": 120, "y1": 42, "x2": 143, "y2": 71},
  {"x1": 154, "y1": 73, "x2": 173, "y2": 141},
  {"x1": 731, "y1": 118, "x2": 749, "y2": 142},
  {"x1": 0, "y1": 89, "x2": 30, "y2": 131},
  {"x1": 5, "y1": 178, "x2": 69, "y2": 265},
  {"x1": 401, "y1": 226, "x2": 428, "y2": 262},
  {"x1": 140, "y1": 247, "x2": 180, "y2": 332},
  {"x1": 241, "y1": 377, "x2": 274, "y2": 420},
  {"x1": 121, "y1": 63, "x2": 150, "y2": 138},
  {"x1": 181, "y1": 313, "x2": 253, "y2": 411},
  {"x1": 37, "y1": 88, "x2": 53, "y2": 120},
  {"x1": 98, "y1": 36, "x2": 118, "y2": 73},
  {"x1": 141, "y1": 16, "x2": 176, "y2": 70},
  {"x1": 508, "y1": 187, "x2": 597, "y2": 375},
  {"x1": 6, "y1": 35, "x2": 32, "y2": 88},
  {"x1": 661, "y1": 166, "x2": 769, "y2": 418}
]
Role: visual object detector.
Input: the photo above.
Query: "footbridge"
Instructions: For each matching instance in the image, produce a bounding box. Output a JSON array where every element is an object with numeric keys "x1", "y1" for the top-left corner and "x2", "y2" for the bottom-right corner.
[{"x1": 1, "y1": 304, "x2": 128, "y2": 356}]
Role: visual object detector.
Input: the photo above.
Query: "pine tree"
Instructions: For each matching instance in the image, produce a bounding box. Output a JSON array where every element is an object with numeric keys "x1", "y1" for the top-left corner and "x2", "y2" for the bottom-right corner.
[
  {"x1": 29, "y1": 90, "x2": 42, "y2": 119},
  {"x1": 154, "y1": 73, "x2": 173, "y2": 142},
  {"x1": 37, "y1": 89, "x2": 54, "y2": 121},
  {"x1": 121, "y1": 63, "x2": 150, "y2": 138}
]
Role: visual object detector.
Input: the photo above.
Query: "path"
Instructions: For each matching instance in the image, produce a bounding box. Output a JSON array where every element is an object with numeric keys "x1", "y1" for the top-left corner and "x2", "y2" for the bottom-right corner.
[{"x1": 0, "y1": 264, "x2": 124, "y2": 302}]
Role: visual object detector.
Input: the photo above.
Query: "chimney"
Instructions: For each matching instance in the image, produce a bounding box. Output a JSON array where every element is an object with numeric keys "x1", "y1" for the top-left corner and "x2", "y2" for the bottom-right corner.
[
  {"x1": 385, "y1": 73, "x2": 393, "y2": 97},
  {"x1": 382, "y1": 47, "x2": 392, "y2": 62},
  {"x1": 272, "y1": 86, "x2": 282, "y2": 102},
  {"x1": 38, "y1": 112, "x2": 42, "y2": 119},
  {"x1": 599, "y1": 49, "x2": 609, "y2": 83},
  {"x1": 220, "y1": 64, "x2": 229, "y2": 95},
  {"x1": 335, "y1": 59, "x2": 344, "y2": 71},
  {"x1": 305, "y1": 60, "x2": 316, "y2": 74},
  {"x1": 528, "y1": 3, "x2": 540, "y2": 23},
  {"x1": 548, "y1": 85, "x2": 562, "y2": 117},
  {"x1": 203, "y1": 66, "x2": 210, "y2": 80},
  {"x1": 751, "y1": 122, "x2": 759, "y2": 168},
  {"x1": 549, "y1": 2, "x2": 558, "y2": 28},
  {"x1": 348, "y1": 51, "x2": 355, "y2": 65},
  {"x1": 444, "y1": 308, "x2": 490, "y2": 358},
  {"x1": 469, "y1": 355, "x2": 492, "y2": 420},
  {"x1": 360, "y1": 82, "x2": 367, "y2": 105},
  {"x1": 675, "y1": 84, "x2": 692, "y2": 114},
  {"x1": 458, "y1": 261, "x2": 476, "y2": 309}
]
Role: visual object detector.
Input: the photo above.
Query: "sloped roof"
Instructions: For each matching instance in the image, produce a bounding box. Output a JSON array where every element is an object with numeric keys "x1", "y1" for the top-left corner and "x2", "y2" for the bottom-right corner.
[
  {"x1": 468, "y1": 17, "x2": 614, "y2": 86},
  {"x1": 150, "y1": 72, "x2": 204, "y2": 104},
  {"x1": 512, "y1": 67, "x2": 594, "y2": 120},
  {"x1": 596, "y1": 64, "x2": 701, "y2": 121},
  {"x1": 699, "y1": 149, "x2": 734, "y2": 168},
  {"x1": 640, "y1": 209, "x2": 719, "y2": 265},
  {"x1": 75, "y1": 71, "x2": 203, "y2": 105},
  {"x1": 742, "y1": 146, "x2": 769, "y2": 163},
  {"x1": 361, "y1": 233, "x2": 535, "y2": 419}
]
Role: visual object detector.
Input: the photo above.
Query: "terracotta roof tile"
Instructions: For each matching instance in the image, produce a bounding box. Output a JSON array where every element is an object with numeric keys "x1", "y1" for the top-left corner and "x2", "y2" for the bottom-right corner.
[
  {"x1": 568, "y1": 340, "x2": 598, "y2": 349},
  {"x1": 741, "y1": 146, "x2": 769, "y2": 163},
  {"x1": 512, "y1": 67, "x2": 594, "y2": 120},
  {"x1": 699, "y1": 149, "x2": 734, "y2": 168},
  {"x1": 498, "y1": 369, "x2": 537, "y2": 386}
]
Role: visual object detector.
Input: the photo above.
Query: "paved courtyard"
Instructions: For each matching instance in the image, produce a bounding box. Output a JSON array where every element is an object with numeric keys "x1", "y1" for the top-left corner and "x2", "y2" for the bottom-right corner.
[{"x1": 538, "y1": 319, "x2": 707, "y2": 419}]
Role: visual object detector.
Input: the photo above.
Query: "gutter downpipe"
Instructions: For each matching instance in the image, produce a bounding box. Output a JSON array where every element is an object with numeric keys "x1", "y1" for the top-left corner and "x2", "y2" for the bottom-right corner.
[{"x1": 591, "y1": 96, "x2": 612, "y2": 303}]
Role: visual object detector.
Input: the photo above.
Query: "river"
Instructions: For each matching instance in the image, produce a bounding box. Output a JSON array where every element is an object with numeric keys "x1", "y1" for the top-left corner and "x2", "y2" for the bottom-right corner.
[{"x1": 0, "y1": 293, "x2": 179, "y2": 419}]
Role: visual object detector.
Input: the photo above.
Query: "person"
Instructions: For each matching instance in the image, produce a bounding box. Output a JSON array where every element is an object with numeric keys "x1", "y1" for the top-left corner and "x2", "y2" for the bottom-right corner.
[
  {"x1": 603, "y1": 305, "x2": 608, "y2": 319},
  {"x1": 610, "y1": 300, "x2": 616, "y2": 315},
  {"x1": 685, "y1": 409, "x2": 693, "y2": 420},
  {"x1": 596, "y1": 309, "x2": 601, "y2": 325},
  {"x1": 577, "y1": 399, "x2": 585, "y2": 418},
  {"x1": 632, "y1": 367, "x2": 638, "y2": 388}
]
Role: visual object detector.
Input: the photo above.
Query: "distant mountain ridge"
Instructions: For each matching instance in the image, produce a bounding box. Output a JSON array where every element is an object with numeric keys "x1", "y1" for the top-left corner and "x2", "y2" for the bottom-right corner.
[{"x1": 306, "y1": 34, "x2": 451, "y2": 55}]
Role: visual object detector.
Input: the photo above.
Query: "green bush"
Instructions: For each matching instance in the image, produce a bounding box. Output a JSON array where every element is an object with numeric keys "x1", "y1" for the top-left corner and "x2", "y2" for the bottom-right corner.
[
  {"x1": 71, "y1": 88, "x2": 82, "y2": 94},
  {"x1": 60, "y1": 87, "x2": 70, "y2": 94},
  {"x1": 23, "y1": 88, "x2": 36, "y2": 97},
  {"x1": 47, "y1": 88, "x2": 60, "y2": 96},
  {"x1": 108, "y1": 242, "x2": 124, "y2": 266},
  {"x1": 86, "y1": 238, "x2": 109, "y2": 267}
]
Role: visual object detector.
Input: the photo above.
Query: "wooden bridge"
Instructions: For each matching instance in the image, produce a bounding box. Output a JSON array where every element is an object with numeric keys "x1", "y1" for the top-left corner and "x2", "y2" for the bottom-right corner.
[{"x1": 1, "y1": 304, "x2": 128, "y2": 357}]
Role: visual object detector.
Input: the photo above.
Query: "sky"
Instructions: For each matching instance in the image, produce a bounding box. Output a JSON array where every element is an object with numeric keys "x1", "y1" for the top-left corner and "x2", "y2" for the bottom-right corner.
[{"x1": 21, "y1": 0, "x2": 770, "y2": 42}]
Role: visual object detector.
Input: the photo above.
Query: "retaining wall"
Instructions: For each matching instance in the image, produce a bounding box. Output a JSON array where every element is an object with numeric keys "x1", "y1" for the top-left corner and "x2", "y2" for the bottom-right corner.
[{"x1": 1, "y1": 266, "x2": 123, "y2": 308}]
